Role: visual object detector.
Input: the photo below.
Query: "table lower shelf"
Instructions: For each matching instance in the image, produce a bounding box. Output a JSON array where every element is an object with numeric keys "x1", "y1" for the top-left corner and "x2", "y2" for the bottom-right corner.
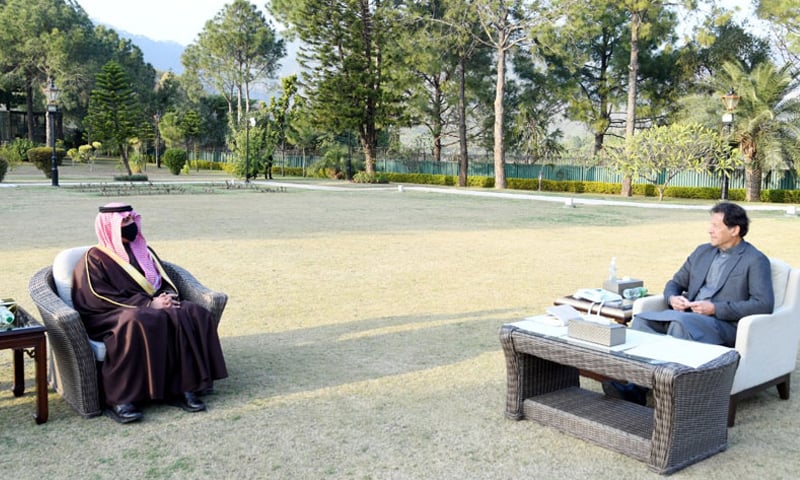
[{"x1": 522, "y1": 386, "x2": 653, "y2": 462}]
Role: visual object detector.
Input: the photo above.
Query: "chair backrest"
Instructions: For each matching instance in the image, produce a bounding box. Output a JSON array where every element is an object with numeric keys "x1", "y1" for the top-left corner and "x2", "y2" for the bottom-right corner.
[
  {"x1": 52, "y1": 246, "x2": 92, "y2": 308},
  {"x1": 52, "y1": 245, "x2": 108, "y2": 362},
  {"x1": 769, "y1": 257, "x2": 792, "y2": 310}
]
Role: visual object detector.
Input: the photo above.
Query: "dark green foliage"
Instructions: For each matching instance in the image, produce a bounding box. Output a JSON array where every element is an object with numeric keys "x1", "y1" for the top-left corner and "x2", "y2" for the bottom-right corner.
[
  {"x1": 278, "y1": 166, "x2": 303, "y2": 177},
  {"x1": 381, "y1": 172, "x2": 800, "y2": 203},
  {"x1": 26, "y1": 146, "x2": 66, "y2": 178},
  {"x1": 269, "y1": 0, "x2": 403, "y2": 174},
  {"x1": 85, "y1": 61, "x2": 142, "y2": 175},
  {"x1": 182, "y1": 0, "x2": 285, "y2": 127},
  {"x1": 113, "y1": 174, "x2": 149, "y2": 182},
  {"x1": 188, "y1": 160, "x2": 226, "y2": 171},
  {"x1": 760, "y1": 189, "x2": 800, "y2": 203},
  {"x1": 0, "y1": 0, "x2": 96, "y2": 143},
  {"x1": 5, "y1": 138, "x2": 36, "y2": 163},
  {"x1": 163, "y1": 148, "x2": 187, "y2": 175},
  {"x1": 352, "y1": 172, "x2": 389, "y2": 184}
]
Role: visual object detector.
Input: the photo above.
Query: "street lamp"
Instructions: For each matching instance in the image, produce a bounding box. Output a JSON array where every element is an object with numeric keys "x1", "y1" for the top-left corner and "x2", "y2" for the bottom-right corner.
[
  {"x1": 45, "y1": 77, "x2": 61, "y2": 186},
  {"x1": 720, "y1": 88, "x2": 740, "y2": 200},
  {"x1": 153, "y1": 112, "x2": 161, "y2": 168}
]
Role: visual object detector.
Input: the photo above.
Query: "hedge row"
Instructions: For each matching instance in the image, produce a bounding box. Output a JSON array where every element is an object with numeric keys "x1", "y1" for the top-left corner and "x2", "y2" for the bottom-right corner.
[{"x1": 378, "y1": 172, "x2": 798, "y2": 203}]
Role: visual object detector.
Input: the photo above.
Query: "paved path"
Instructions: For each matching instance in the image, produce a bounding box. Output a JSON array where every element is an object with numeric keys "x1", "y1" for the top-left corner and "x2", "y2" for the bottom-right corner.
[
  {"x1": 260, "y1": 181, "x2": 796, "y2": 213},
  {"x1": 3, "y1": 175, "x2": 796, "y2": 213}
]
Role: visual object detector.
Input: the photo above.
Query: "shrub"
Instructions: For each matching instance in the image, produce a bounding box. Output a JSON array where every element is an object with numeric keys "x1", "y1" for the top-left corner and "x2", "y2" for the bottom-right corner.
[
  {"x1": 282, "y1": 166, "x2": 304, "y2": 177},
  {"x1": 188, "y1": 160, "x2": 226, "y2": 171},
  {"x1": 163, "y1": 148, "x2": 187, "y2": 175},
  {"x1": 0, "y1": 156, "x2": 8, "y2": 182},
  {"x1": 26, "y1": 147, "x2": 66, "y2": 178},
  {"x1": 113, "y1": 174, "x2": 149, "y2": 182},
  {"x1": 352, "y1": 171, "x2": 389, "y2": 184},
  {"x1": 129, "y1": 151, "x2": 147, "y2": 173},
  {"x1": 761, "y1": 189, "x2": 800, "y2": 203},
  {"x1": 377, "y1": 171, "x2": 800, "y2": 204},
  {"x1": 662, "y1": 186, "x2": 725, "y2": 200},
  {"x1": 6, "y1": 138, "x2": 36, "y2": 163}
]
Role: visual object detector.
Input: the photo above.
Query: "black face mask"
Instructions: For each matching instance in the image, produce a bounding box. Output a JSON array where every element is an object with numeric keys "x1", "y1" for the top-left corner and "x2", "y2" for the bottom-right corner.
[{"x1": 121, "y1": 222, "x2": 138, "y2": 242}]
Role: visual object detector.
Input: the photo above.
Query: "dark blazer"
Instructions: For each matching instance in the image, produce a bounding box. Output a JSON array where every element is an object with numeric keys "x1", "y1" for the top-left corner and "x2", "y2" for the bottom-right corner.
[{"x1": 665, "y1": 241, "x2": 774, "y2": 322}]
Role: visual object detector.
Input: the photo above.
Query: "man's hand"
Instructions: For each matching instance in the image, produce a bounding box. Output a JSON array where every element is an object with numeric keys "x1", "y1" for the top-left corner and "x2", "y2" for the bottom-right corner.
[
  {"x1": 688, "y1": 299, "x2": 715, "y2": 316},
  {"x1": 669, "y1": 295, "x2": 691, "y2": 311},
  {"x1": 150, "y1": 292, "x2": 180, "y2": 310}
]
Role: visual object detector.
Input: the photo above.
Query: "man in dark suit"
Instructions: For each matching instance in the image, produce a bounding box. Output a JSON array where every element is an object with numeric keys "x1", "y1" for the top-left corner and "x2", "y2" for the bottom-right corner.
[
  {"x1": 605, "y1": 202, "x2": 773, "y2": 405},
  {"x1": 632, "y1": 202, "x2": 774, "y2": 347}
]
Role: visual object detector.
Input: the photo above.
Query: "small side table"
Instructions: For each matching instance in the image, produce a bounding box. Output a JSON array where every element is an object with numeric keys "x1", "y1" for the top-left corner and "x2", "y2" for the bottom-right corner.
[{"x1": 0, "y1": 305, "x2": 48, "y2": 424}]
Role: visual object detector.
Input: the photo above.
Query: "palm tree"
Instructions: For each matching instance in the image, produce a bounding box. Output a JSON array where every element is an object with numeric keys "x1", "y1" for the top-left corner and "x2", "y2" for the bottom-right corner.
[{"x1": 717, "y1": 61, "x2": 800, "y2": 202}]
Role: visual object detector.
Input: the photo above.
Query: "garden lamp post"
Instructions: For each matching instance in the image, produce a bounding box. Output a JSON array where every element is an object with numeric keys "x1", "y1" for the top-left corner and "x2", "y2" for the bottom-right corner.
[
  {"x1": 346, "y1": 130, "x2": 353, "y2": 181},
  {"x1": 153, "y1": 112, "x2": 161, "y2": 168},
  {"x1": 45, "y1": 78, "x2": 61, "y2": 187},
  {"x1": 720, "y1": 88, "x2": 740, "y2": 201}
]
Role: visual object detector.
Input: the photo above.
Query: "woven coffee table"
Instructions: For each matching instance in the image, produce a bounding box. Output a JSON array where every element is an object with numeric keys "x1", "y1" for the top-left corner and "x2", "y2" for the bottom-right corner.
[{"x1": 499, "y1": 320, "x2": 739, "y2": 475}]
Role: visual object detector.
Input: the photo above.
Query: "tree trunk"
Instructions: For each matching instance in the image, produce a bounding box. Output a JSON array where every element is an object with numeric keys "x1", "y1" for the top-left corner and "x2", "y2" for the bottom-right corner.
[
  {"x1": 26, "y1": 80, "x2": 35, "y2": 142},
  {"x1": 594, "y1": 132, "x2": 604, "y2": 154},
  {"x1": 237, "y1": 84, "x2": 244, "y2": 124},
  {"x1": 121, "y1": 145, "x2": 132, "y2": 176},
  {"x1": 493, "y1": 44, "x2": 507, "y2": 189},
  {"x1": 361, "y1": 0, "x2": 376, "y2": 177},
  {"x1": 360, "y1": 125, "x2": 377, "y2": 175},
  {"x1": 458, "y1": 55, "x2": 468, "y2": 188},
  {"x1": 621, "y1": 10, "x2": 641, "y2": 197},
  {"x1": 744, "y1": 153, "x2": 762, "y2": 202},
  {"x1": 432, "y1": 76, "x2": 443, "y2": 163}
]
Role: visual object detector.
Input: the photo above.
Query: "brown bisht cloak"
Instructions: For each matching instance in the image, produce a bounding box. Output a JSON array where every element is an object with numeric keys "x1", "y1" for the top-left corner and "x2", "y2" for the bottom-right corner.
[{"x1": 71, "y1": 246, "x2": 227, "y2": 406}]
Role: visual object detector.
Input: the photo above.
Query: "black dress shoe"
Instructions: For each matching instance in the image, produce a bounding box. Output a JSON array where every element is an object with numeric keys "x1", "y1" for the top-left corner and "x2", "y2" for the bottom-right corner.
[
  {"x1": 105, "y1": 403, "x2": 144, "y2": 424},
  {"x1": 168, "y1": 391, "x2": 206, "y2": 412}
]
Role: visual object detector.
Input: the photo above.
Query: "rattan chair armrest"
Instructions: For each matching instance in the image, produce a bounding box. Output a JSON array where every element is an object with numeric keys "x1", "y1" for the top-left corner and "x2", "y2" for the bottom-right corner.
[{"x1": 162, "y1": 261, "x2": 228, "y2": 326}]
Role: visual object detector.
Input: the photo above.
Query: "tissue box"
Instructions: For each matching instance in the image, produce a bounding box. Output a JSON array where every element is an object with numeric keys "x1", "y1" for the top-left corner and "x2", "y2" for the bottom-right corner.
[
  {"x1": 603, "y1": 278, "x2": 643, "y2": 295},
  {"x1": 568, "y1": 318, "x2": 626, "y2": 346}
]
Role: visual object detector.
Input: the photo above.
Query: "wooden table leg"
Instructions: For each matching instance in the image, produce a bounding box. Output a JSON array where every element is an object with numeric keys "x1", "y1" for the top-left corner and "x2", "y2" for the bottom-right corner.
[
  {"x1": 34, "y1": 336, "x2": 48, "y2": 424},
  {"x1": 12, "y1": 348, "x2": 24, "y2": 397}
]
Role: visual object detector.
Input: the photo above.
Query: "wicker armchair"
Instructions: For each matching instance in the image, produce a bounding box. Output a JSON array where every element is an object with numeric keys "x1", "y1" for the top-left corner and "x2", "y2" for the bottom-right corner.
[{"x1": 28, "y1": 246, "x2": 228, "y2": 418}]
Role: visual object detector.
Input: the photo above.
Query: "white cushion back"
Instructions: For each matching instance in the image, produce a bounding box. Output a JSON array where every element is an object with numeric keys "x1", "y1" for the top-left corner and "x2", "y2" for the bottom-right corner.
[
  {"x1": 770, "y1": 257, "x2": 791, "y2": 309},
  {"x1": 52, "y1": 246, "x2": 92, "y2": 308}
]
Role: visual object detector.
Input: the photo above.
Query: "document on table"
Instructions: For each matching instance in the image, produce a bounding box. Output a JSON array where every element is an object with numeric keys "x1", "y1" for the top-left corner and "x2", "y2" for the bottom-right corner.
[
  {"x1": 512, "y1": 316, "x2": 568, "y2": 338},
  {"x1": 623, "y1": 336, "x2": 733, "y2": 368}
]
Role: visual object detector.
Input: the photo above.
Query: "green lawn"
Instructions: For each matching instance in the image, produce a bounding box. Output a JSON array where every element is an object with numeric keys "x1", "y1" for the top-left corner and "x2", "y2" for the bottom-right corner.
[{"x1": 1, "y1": 163, "x2": 799, "y2": 479}]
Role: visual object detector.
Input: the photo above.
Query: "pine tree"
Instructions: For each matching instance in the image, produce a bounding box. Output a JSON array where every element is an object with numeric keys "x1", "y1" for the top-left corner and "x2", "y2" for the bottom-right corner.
[{"x1": 85, "y1": 61, "x2": 142, "y2": 176}]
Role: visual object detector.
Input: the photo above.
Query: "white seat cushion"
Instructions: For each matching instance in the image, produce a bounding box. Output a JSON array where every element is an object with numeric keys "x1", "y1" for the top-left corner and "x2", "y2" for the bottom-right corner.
[
  {"x1": 53, "y1": 246, "x2": 91, "y2": 308},
  {"x1": 52, "y1": 246, "x2": 106, "y2": 362}
]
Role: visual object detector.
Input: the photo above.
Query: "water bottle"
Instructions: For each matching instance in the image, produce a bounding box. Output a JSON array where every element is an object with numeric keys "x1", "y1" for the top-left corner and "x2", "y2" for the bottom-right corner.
[
  {"x1": 622, "y1": 287, "x2": 647, "y2": 300},
  {"x1": 608, "y1": 257, "x2": 617, "y2": 281},
  {"x1": 0, "y1": 306, "x2": 14, "y2": 327}
]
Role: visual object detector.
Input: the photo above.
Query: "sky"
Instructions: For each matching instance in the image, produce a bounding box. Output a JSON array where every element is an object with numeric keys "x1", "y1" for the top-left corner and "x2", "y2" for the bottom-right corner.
[
  {"x1": 76, "y1": 0, "x2": 258, "y2": 46},
  {"x1": 77, "y1": 0, "x2": 754, "y2": 47}
]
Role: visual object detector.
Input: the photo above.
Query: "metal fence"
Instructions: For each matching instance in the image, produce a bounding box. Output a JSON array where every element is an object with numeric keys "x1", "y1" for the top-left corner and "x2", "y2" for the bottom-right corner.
[{"x1": 192, "y1": 149, "x2": 800, "y2": 191}]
